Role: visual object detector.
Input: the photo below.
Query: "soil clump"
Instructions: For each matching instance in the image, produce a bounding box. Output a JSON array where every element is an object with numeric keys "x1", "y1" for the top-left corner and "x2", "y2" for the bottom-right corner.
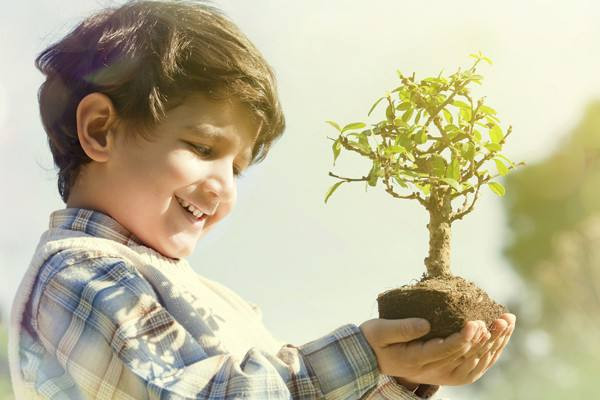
[{"x1": 377, "y1": 275, "x2": 507, "y2": 341}]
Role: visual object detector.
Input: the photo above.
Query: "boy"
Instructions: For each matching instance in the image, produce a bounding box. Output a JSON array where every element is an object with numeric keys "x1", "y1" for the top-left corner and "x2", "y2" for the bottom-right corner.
[{"x1": 9, "y1": 1, "x2": 515, "y2": 399}]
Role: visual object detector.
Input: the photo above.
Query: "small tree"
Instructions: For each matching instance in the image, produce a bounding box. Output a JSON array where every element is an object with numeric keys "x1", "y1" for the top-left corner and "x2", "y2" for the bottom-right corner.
[{"x1": 325, "y1": 53, "x2": 523, "y2": 339}]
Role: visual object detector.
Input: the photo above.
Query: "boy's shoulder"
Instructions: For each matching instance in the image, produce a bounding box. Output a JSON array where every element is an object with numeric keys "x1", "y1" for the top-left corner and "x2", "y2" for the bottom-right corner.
[
  {"x1": 36, "y1": 247, "x2": 129, "y2": 286},
  {"x1": 27, "y1": 246, "x2": 157, "y2": 328},
  {"x1": 30, "y1": 248, "x2": 139, "y2": 306}
]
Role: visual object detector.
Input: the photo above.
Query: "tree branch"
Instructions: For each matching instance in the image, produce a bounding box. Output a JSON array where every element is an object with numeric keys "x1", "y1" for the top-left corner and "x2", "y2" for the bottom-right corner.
[
  {"x1": 382, "y1": 172, "x2": 428, "y2": 207},
  {"x1": 328, "y1": 172, "x2": 368, "y2": 183}
]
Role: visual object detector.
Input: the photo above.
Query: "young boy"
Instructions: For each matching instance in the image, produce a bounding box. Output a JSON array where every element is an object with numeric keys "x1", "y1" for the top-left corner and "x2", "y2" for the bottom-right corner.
[{"x1": 9, "y1": 1, "x2": 515, "y2": 399}]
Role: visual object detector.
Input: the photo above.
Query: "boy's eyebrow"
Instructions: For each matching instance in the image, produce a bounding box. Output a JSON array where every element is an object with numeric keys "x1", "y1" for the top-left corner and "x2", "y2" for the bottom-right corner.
[{"x1": 184, "y1": 125, "x2": 228, "y2": 141}]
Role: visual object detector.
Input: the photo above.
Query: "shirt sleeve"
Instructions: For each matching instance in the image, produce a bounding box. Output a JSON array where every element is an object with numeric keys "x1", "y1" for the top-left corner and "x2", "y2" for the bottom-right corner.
[
  {"x1": 32, "y1": 257, "x2": 381, "y2": 399},
  {"x1": 361, "y1": 375, "x2": 440, "y2": 400}
]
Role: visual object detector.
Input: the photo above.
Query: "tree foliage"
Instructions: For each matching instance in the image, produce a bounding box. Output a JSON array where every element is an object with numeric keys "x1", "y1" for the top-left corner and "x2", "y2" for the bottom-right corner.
[{"x1": 325, "y1": 53, "x2": 522, "y2": 224}]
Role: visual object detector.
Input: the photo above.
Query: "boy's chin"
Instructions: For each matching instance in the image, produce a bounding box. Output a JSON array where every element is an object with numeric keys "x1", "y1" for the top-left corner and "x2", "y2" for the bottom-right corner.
[{"x1": 148, "y1": 238, "x2": 197, "y2": 260}]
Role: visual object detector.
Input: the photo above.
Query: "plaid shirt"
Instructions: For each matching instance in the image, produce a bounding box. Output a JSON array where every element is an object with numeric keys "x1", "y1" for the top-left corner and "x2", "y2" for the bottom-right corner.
[{"x1": 12, "y1": 208, "x2": 437, "y2": 399}]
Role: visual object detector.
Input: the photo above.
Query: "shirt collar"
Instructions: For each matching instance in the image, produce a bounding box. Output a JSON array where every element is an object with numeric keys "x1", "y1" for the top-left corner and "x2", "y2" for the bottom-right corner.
[{"x1": 49, "y1": 208, "x2": 144, "y2": 247}]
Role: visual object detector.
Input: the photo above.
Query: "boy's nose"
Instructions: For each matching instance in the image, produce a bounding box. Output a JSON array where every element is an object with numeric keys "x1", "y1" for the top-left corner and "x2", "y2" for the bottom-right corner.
[{"x1": 201, "y1": 162, "x2": 236, "y2": 203}]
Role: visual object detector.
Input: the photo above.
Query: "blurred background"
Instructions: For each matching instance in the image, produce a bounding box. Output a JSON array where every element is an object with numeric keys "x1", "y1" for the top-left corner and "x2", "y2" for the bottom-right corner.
[{"x1": 1, "y1": 0, "x2": 599, "y2": 398}]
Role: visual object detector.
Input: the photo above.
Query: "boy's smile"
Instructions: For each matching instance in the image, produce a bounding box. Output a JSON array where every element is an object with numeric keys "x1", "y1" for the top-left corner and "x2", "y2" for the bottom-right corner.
[
  {"x1": 175, "y1": 195, "x2": 210, "y2": 224},
  {"x1": 68, "y1": 93, "x2": 260, "y2": 259}
]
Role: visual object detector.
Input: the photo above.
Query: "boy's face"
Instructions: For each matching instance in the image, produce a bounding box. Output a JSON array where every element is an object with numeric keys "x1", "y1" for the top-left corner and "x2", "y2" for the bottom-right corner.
[{"x1": 95, "y1": 94, "x2": 259, "y2": 259}]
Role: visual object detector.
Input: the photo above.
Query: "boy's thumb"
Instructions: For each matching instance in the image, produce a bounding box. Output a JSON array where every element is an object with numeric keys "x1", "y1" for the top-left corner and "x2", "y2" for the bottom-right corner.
[{"x1": 383, "y1": 318, "x2": 431, "y2": 345}]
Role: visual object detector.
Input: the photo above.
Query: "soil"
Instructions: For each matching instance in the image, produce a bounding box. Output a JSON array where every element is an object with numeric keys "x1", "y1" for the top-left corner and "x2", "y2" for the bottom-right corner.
[{"x1": 377, "y1": 275, "x2": 507, "y2": 341}]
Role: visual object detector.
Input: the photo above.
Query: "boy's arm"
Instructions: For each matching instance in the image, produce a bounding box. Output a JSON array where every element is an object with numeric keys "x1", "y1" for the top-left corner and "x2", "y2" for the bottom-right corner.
[
  {"x1": 246, "y1": 302, "x2": 436, "y2": 400},
  {"x1": 32, "y1": 258, "x2": 385, "y2": 399}
]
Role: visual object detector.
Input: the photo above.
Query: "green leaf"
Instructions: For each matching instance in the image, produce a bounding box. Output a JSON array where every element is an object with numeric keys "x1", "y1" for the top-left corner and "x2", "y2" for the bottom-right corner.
[
  {"x1": 342, "y1": 122, "x2": 366, "y2": 133},
  {"x1": 489, "y1": 125, "x2": 504, "y2": 144},
  {"x1": 423, "y1": 77, "x2": 445, "y2": 84},
  {"x1": 479, "y1": 105, "x2": 497, "y2": 115},
  {"x1": 472, "y1": 129, "x2": 482, "y2": 143},
  {"x1": 442, "y1": 108, "x2": 453, "y2": 124},
  {"x1": 485, "y1": 114, "x2": 500, "y2": 124},
  {"x1": 368, "y1": 97, "x2": 386, "y2": 117},
  {"x1": 347, "y1": 140, "x2": 371, "y2": 154},
  {"x1": 487, "y1": 181, "x2": 506, "y2": 197},
  {"x1": 445, "y1": 124, "x2": 460, "y2": 134},
  {"x1": 386, "y1": 104, "x2": 395, "y2": 121},
  {"x1": 402, "y1": 107, "x2": 414, "y2": 122},
  {"x1": 415, "y1": 183, "x2": 431, "y2": 196},
  {"x1": 429, "y1": 155, "x2": 447, "y2": 177},
  {"x1": 447, "y1": 128, "x2": 461, "y2": 141},
  {"x1": 358, "y1": 133, "x2": 370, "y2": 148},
  {"x1": 494, "y1": 159, "x2": 509, "y2": 176},
  {"x1": 441, "y1": 178, "x2": 462, "y2": 192},
  {"x1": 460, "y1": 107, "x2": 472, "y2": 122},
  {"x1": 384, "y1": 145, "x2": 407, "y2": 155},
  {"x1": 452, "y1": 100, "x2": 470, "y2": 109},
  {"x1": 332, "y1": 139, "x2": 342, "y2": 165},
  {"x1": 396, "y1": 102, "x2": 411, "y2": 111},
  {"x1": 367, "y1": 162, "x2": 381, "y2": 187},
  {"x1": 416, "y1": 129, "x2": 428, "y2": 144},
  {"x1": 485, "y1": 143, "x2": 502, "y2": 152},
  {"x1": 393, "y1": 117, "x2": 407, "y2": 127},
  {"x1": 446, "y1": 158, "x2": 460, "y2": 180},
  {"x1": 393, "y1": 176, "x2": 409, "y2": 188},
  {"x1": 326, "y1": 120, "x2": 341, "y2": 132},
  {"x1": 469, "y1": 51, "x2": 492, "y2": 65},
  {"x1": 496, "y1": 153, "x2": 515, "y2": 167},
  {"x1": 415, "y1": 109, "x2": 423, "y2": 124},
  {"x1": 324, "y1": 181, "x2": 345, "y2": 204},
  {"x1": 460, "y1": 142, "x2": 476, "y2": 160}
]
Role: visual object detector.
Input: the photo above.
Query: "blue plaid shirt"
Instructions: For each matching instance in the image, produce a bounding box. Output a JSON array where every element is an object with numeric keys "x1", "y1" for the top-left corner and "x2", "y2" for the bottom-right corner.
[{"x1": 13, "y1": 208, "x2": 433, "y2": 399}]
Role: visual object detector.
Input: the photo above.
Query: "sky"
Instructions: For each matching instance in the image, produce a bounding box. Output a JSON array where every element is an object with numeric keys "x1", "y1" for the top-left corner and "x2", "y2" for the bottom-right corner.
[{"x1": 1, "y1": 0, "x2": 600, "y2": 397}]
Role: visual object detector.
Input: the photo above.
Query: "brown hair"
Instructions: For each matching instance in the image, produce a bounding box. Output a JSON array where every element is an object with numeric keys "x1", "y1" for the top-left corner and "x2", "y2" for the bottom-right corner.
[{"x1": 36, "y1": 0, "x2": 285, "y2": 203}]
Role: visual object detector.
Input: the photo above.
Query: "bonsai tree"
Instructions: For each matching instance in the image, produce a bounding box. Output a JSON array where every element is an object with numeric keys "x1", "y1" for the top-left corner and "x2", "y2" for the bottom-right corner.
[{"x1": 325, "y1": 53, "x2": 523, "y2": 340}]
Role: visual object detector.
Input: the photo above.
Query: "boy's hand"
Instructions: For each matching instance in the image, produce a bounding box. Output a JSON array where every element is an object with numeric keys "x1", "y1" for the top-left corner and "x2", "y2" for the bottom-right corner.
[{"x1": 359, "y1": 313, "x2": 515, "y2": 387}]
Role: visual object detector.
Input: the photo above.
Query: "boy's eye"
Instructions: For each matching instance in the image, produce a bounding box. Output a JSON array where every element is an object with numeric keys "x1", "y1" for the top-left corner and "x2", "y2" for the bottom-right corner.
[
  {"x1": 188, "y1": 142, "x2": 244, "y2": 178},
  {"x1": 191, "y1": 143, "x2": 212, "y2": 156}
]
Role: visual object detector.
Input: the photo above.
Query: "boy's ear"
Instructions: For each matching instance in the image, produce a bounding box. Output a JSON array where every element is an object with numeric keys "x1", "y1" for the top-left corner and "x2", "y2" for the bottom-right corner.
[{"x1": 75, "y1": 92, "x2": 119, "y2": 162}]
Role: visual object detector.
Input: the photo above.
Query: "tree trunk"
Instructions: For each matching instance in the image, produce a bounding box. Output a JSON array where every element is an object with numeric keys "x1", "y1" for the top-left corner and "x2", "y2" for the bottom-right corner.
[{"x1": 424, "y1": 189, "x2": 452, "y2": 277}]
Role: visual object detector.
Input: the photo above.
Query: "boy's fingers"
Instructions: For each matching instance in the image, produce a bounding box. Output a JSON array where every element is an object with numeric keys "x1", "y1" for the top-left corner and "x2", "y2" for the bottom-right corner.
[
  {"x1": 489, "y1": 318, "x2": 509, "y2": 337},
  {"x1": 464, "y1": 325, "x2": 491, "y2": 359},
  {"x1": 360, "y1": 317, "x2": 431, "y2": 353},
  {"x1": 467, "y1": 321, "x2": 515, "y2": 379},
  {"x1": 489, "y1": 323, "x2": 514, "y2": 365},
  {"x1": 372, "y1": 318, "x2": 432, "y2": 347},
  {"x1": 500, "y1": 313, "x2": 516, "y2": 326},
  {"x1": 420, "y1": 322, "x2": 486, "y2": 372},
  {"x1": 419, "y1": 321, "x2": 483, "y2": 363}
]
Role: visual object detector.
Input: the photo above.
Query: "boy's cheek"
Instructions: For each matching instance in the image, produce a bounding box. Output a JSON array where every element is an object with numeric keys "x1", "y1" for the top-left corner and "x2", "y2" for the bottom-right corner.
[
  {"x1": 201, "y1": 200, "x2": 233, "y2": 234},
  {"x1": 213, "y1": 201, "x2": 234, "y2": 224}
]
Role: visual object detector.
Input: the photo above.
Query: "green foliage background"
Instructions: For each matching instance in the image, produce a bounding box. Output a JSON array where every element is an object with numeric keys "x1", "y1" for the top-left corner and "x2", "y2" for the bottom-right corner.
[{"x1": 467, "y1": 101, "x2": 600, "y2": 399}]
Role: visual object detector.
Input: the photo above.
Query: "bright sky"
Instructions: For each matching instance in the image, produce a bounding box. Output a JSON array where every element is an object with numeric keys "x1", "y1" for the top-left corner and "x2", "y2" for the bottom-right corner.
[{"x1": 1, "y1": 1, "x2": 600, "y2": 396}]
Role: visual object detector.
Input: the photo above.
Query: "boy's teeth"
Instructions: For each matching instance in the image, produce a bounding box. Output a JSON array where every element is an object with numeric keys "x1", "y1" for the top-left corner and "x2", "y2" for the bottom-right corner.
[{"x1": 177, "y1": 197, "x2": 204, "y2": 217}]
